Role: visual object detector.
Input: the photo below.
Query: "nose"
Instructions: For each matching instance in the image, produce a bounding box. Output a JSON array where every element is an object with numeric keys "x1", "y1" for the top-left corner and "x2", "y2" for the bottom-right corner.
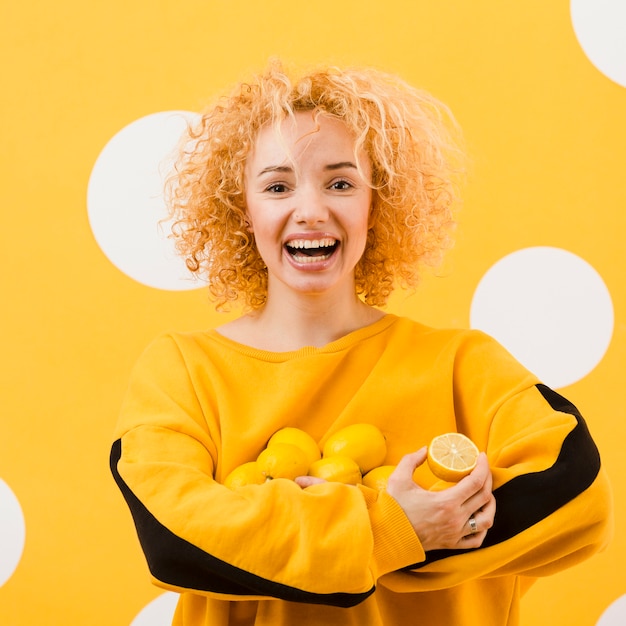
[{"x1": 293, "y1": 186, "x2": 329, "y2": 225}]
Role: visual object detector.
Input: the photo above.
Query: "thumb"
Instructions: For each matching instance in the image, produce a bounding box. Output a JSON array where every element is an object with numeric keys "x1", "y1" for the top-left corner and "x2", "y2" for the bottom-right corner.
[{"x1": 389, "y1": 447, "x2": 428, "y2": 484}]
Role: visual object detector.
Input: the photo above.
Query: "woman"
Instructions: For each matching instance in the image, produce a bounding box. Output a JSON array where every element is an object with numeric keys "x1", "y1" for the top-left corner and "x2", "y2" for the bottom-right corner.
[{"x1": 110, "y1": 61, "x2": 612, "y2": 625}]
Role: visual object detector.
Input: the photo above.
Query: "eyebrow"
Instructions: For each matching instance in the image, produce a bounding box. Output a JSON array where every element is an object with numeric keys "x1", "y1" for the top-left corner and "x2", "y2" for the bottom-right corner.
[
  {"x1": 257, "y1": 165, "x2": 293, "y2": 177},
  {"x1": 256, "y1": 162, "x2": 358, "y2": 177},
  {"x1": 326, "y1": 161, "x2": 358, "y2": 171}
]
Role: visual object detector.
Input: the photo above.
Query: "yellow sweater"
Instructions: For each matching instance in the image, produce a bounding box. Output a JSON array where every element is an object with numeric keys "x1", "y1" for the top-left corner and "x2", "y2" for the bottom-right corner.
[{"x1": 110, "y1": 315, "x2": 612, "y2": 626}]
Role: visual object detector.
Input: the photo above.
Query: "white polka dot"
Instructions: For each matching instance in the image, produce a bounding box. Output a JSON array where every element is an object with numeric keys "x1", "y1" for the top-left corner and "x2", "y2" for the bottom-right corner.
[
  {"x1": 131, "y1": 592, "x2": 179, "y2": 626},
  {"x1": 597, "y1": 594, "x2": 626, "y2": 626},
  {"x1": 470, "y1": 247, "x2": 613, "y2": 389},
  {"x1": 87, "y1": 111, "x2": 203, "y2": 291},
  {"x1": 571, "y1": 0, "x2": 626, "y2": 87},
  {"x1": 0, "y1": 478, "x2": 26, "y2": 587}
]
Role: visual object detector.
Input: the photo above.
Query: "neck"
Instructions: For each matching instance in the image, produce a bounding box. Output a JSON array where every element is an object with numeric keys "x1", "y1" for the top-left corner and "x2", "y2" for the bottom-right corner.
[
  {"x1": 267, "y1": 294, "x2": 376, "y2": 347},
  {"x1": 220, "y1": 283, "x2": 385, "y2": 352}
]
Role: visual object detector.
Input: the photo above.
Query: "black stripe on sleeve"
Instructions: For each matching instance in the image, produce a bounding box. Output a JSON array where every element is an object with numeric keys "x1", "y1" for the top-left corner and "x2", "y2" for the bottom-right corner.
[
  {"x1": 409, "y1": 384, "x2": 601, "y2": 568},
  {"x1": 110, "y1": 439, "x2": 374, "y2": 607}
]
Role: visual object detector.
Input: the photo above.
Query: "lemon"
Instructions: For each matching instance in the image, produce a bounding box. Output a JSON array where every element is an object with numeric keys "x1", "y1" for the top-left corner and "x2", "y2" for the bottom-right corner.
[
  {"x1": 267, "y1": 427, "x2": 321, "y2": 467},
  {"x1": 362, "y1": 465, "x2": 396, "y2": 490},
  {"x1": 308, "y1": 456, "x2": 362, "y2": 485},
  {"x1": 427, "y1": 432, "x2": 479, "y2": 483},
  {"x1": 223, "y1": 462, "x2": 266, "y2": 488},
  {"x1": 256, "y1": 442, "x2": 310, "y2": 480},
  {"x1": 323, "y1": 423, "x2": 387, "y2": 474}
]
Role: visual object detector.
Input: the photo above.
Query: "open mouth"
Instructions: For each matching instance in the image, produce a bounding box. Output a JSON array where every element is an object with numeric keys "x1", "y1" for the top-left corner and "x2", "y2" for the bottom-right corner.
[{"x1": 285, "y1": 238, "x2": 339, "y2": 263}]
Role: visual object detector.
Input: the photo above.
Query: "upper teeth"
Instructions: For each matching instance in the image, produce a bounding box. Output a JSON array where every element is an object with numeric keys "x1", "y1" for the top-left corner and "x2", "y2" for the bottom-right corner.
[{"x1": 287, "y1": 238, "x2": 337, "y2": 249}]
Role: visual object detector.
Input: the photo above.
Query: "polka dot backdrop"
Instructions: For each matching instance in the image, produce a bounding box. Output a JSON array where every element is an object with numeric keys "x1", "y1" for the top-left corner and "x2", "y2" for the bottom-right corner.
[{"x1": 1, "y1": 0, "x2": 624, "y2": 624}]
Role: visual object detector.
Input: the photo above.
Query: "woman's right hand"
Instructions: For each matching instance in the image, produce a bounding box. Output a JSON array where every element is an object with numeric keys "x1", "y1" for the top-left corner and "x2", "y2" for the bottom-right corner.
[{"x1": 385, "y1": 448, "x2": 495, "y2": 552}]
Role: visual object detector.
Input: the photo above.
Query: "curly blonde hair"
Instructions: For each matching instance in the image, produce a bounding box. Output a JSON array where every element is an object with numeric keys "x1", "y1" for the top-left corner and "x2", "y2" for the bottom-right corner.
[{"x1": 166, "y1": 60, "x2": 464, "y2": 310}]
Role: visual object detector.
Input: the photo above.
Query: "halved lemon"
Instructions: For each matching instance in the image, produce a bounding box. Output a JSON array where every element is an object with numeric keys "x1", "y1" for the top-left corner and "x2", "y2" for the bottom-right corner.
[{"x1": 427, "y1": 432, "x2": 479, "y2": 483}]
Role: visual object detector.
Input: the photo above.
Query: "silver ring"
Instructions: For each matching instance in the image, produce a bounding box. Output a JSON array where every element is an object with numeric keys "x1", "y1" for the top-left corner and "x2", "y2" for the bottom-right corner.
[{"x1": 468, "y1": 516, "x2": 478, "y2": 534}]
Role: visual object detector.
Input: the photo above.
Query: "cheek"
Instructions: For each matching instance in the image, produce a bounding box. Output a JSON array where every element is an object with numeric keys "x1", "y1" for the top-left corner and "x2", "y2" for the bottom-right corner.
[
  {"x1": 245, "y1": 216, "x2": 275, "y2": 255},
  {"x1": 359, "y1": 200, "x2": 375, "y2": 234}
]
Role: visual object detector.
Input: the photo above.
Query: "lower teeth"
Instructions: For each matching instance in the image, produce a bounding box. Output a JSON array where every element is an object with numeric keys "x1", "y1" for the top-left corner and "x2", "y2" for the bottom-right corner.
[{"x1": 291, "y1": 252, "x2": 332, "y2": 263}]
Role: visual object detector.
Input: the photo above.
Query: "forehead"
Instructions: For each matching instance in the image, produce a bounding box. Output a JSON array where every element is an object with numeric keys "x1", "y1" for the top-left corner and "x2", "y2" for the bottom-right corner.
[{"x1": 247, "y1": 111, "x2": 365, "y2": 168}]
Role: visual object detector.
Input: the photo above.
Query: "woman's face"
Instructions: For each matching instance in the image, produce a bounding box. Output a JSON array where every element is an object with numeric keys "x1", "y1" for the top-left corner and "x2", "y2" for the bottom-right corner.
[{"x1": 244, "y1": 112, "x2": 373, "y2": 301}]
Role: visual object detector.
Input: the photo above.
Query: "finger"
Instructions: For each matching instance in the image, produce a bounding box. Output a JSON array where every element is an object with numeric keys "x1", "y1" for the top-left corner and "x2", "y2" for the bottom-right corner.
[
  {"x1": 295, "y1": 476, "x2": 326, "y2": 488},
  {"x1": 461, "y1": 527, "x2": 489, "y2": 547},
  {"x1": 459, "y1": 512, "x2": 487, "y2": 545},
  {"x1": 463, "y1": 485, "x2": 493, "y2": 517},
  {"x1": 478, "y1": 454, "x2": 493, "y2": 491},
  {"x1": 464, "y1": 494, "x2": 496, "y2": 539},
  {"x1": 455, "y1": 453, "x2": 490, "y2": 497},
  {"x1": 443, "y1": 455, "x2": 491, "y2": 517},
  {"x1": 477, "y1": 492, "x2": 496, "y2": 528},
  {"x1": 467, "y1": 514, "x2": 479, "y2": 535}
]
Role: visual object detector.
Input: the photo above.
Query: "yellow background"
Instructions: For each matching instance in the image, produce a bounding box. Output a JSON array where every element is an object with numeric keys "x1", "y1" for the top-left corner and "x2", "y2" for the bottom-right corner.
[{"x1": 1, "y1": 1, "x2": 624, "y2": 624}]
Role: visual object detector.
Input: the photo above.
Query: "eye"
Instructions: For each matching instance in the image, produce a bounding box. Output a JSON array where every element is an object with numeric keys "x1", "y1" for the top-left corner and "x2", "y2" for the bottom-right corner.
[
  {"x1": 265, "y1": 183, "x2": 290, "y2": 193},
  {"x1": 329, "y1": 179, "x2": 353, "y2": 191}
]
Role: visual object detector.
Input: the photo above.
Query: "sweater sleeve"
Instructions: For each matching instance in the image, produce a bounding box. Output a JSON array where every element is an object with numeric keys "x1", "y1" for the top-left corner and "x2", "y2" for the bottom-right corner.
[
  {"x1": 380, "y1": 331, "x2": 613, "y2": 593},
  {"x1": 110, "y1": 335, "x2": 424, "y2": 607}
]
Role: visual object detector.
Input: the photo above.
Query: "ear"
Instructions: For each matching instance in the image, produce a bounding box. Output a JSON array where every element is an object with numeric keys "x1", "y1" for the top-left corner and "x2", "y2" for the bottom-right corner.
[{"x1": 241, "y1": 203, "x2": 253, "y2": 232}]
